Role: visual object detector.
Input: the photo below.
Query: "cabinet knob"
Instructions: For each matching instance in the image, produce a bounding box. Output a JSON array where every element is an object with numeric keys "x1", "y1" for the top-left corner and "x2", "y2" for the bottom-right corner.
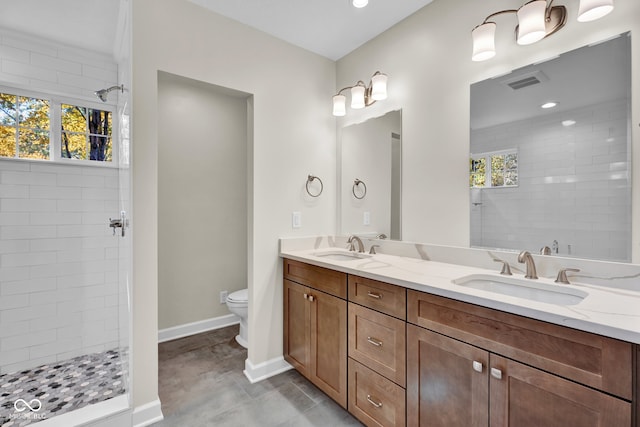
[
  {"x1": 366, "y1": 395, "x2": 383, "y2": 408},
  {"x1": 472, "y1": 360, "x2": 483, "y2": 373},
  {"x1": 491, "y1": 367, "x2": 503, "y2": 380},
  {"x1": 303, "y1": 293, "x2": 308, "y2": 300},
  {"x1": 366, "y1": 337, "x2": 383, "y2": 347},
  {"x1": 308, "y1": 295, "x2": 314, "y2": 302},
  {"x1": 367, "y1": 291, "x2": 382, "y2": 299}
]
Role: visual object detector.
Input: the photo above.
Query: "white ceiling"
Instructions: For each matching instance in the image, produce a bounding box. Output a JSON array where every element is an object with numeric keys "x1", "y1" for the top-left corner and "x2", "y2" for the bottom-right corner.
[
  {"x1": 0, "y1": 0, "x2": 120, "y2": 56},
  {"x1": 0, "y1": 0, "x2": 432, "y2": 61},
  {"x1": 188, "y1": 0, "x2": 433, "y2": 60},
  {"x1": 470, "y1": 33, "x2": 631, "y2": 130}
]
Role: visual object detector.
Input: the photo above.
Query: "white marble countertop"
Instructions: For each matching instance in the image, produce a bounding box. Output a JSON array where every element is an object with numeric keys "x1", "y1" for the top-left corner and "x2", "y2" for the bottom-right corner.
[{"x1": 280, "y1": 246, "x2": 640, "y2": 344}]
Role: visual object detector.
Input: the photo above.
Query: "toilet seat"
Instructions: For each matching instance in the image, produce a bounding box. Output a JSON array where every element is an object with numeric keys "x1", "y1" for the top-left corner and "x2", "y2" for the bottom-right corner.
[{"x1": 227, "y1": 288, "x2": 248, "y2": 304}]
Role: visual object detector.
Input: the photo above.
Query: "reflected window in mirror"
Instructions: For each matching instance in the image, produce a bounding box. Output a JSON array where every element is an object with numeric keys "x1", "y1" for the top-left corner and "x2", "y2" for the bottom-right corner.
[
  {"x1": 469, "y1": 32, "x2": 631, "y2": 262},
  {"x1": 470, "y1": 149, "x2": 518, "y2": 188}
]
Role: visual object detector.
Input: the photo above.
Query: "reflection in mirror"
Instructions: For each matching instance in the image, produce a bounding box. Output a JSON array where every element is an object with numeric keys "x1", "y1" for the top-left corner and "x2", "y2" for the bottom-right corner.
[
  {"x1": 340, "y1": 110, "x2": 402, "y2": 240},
  {"x1": 470, "y1": 32, "x2": 631, "y2": 262}
]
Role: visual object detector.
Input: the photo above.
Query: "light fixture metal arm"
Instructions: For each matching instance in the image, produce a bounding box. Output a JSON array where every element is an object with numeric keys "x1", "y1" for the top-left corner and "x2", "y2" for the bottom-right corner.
[{"x1": 481, "y1": 9, "x2": 518, "y2": 24}]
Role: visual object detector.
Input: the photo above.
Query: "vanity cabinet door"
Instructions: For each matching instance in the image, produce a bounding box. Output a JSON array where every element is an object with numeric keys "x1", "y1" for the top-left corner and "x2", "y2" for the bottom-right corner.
[
  {"x1": 284, "y1": 279, "x2": 310, "y2": 376},
  {"x1": 310, "y1": 287, "x2": 347, "y2": 408},
  {"x1": 284, "y1": 278, "x2": 347, "y2": 408},
  {"x1": 490, "y1": 354, "x2": 631, "y2": 427},
  {"x1": 407, "y1": 324, "x2": 489, "y2": 427}
]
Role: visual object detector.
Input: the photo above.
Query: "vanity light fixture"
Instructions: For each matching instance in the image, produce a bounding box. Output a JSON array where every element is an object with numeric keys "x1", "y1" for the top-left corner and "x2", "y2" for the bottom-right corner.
[
  {"x1": 352, "y1": 0, "x2": 369, "y2": 8},
  {"x1": 332, "y1": 71, "x2": 388, "y2": 117},
  {"x1": 541, "y1": 101, "x2": 558, "y2": 108},
  {"x1": 471, "y1": 0, "x2": 614, "y2": 62},
  {"x1": 562, "y1": 119, "x2": 577, "y2": 126}
]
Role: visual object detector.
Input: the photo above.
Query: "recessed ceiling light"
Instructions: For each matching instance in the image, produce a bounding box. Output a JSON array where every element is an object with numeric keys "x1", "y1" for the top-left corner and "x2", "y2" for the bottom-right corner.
[
  {"x1": 353, "y1": 0, "x2": 368, "y2": 8},
  {"x1": 541, "y1": 101, "x2": 557, "y2": 109},
  {"x1": 562, "y1": 120, "x2": 576, "y2": 127}
]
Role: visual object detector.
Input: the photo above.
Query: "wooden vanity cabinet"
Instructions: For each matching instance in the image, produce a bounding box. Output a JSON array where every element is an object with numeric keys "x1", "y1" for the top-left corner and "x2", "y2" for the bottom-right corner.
[
  {"x1": 283, "y1": 259, "x2": 347, "y2": 408},
  {"x1": 348, "y1": 275, "x2": 407, "y2": 427},
  {"x1": 407, "y1": 290, "x2": 633, "y2": 427}
]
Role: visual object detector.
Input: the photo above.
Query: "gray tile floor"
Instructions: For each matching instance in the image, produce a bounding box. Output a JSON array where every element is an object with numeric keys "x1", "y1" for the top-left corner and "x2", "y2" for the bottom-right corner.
[{"x1": 155, "y1": 325, "x2": 362, "y2": 427}]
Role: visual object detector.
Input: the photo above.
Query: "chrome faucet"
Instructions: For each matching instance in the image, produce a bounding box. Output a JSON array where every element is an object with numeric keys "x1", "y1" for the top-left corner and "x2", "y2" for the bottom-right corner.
[
  {"x1": 517, "y1": 250, "x2": 538, "y2": 279},
  {"x1": 347, "y1": 235, "x2": 365, "y2": 253}
]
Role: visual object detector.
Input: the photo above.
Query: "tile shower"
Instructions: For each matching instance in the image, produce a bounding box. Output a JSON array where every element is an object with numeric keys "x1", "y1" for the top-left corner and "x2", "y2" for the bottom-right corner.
[
  {"x1": 0, "y1": 31, "x2": 130, "y2": 425},
  {"x1": 470, "y1": 98, "x2": 631, "y2": 261}
]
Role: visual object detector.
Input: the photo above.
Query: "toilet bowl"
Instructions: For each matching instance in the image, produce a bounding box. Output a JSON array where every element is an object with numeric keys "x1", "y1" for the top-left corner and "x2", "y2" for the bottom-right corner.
[{"x1": 226, "y1": 288, "x2": 248, "y2": 348}]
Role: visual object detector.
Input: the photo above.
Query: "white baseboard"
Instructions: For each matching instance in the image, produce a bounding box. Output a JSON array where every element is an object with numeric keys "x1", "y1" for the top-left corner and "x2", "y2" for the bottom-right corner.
[
  {"x1": 132, "y1": 398, "x2": 163, "y2": 427},
  {"x1": 243, "y1": 356, "x2": 293, "y2": 384},
  {"x1": 158, "y1": 314, "x2": 240, "y2": 343}
]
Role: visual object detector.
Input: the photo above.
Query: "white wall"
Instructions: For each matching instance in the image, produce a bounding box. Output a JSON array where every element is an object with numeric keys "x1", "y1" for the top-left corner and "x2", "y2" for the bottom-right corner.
[
  {"x1": 0, "y1": 33, "x2": 122, "y2": 374},
  {"x1": 336, "y1": 0, "x2": 640, "y2": 262},
  {"x1": 471, "y1": 99, "x2": 631, "y2": 261},
  {"x1": 157, "y1": 71, "x2": 248, "y2": 329},
  {"x1": 131, "y1": 0, "x2": 336, "y2": 409}
]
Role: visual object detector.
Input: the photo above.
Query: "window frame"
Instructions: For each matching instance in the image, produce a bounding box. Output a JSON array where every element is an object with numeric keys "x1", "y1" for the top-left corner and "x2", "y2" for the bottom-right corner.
[
  {"x1": 470, "y1": 148, "x2": 518, "y2": 189},
  {"x1": 0, "y1": 84, "x2": 118, "y2": 167}
]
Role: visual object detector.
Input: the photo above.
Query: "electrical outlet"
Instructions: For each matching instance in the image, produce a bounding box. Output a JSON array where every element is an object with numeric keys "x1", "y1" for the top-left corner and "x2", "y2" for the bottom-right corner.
[
  {"x1": 364, "y1": 211, "x2": 370, "y2": 225},
  {"x1": 220, "y1": 290, "x2": 228, "y2": 304}
]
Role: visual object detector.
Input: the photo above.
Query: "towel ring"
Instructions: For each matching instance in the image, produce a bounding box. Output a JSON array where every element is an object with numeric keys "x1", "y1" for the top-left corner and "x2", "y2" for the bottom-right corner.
[
  {"x1": 352, "y1": 179, "x2": 367, "y2": 200},
  {"x1": 306, "y1": 175, "x2": 323, "y2": 197}
]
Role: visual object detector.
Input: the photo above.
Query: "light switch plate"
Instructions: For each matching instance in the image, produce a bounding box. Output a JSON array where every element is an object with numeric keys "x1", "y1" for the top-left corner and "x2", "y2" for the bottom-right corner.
[{"x1": 292, "y1": 211, "x2": 301, "y2": 228}]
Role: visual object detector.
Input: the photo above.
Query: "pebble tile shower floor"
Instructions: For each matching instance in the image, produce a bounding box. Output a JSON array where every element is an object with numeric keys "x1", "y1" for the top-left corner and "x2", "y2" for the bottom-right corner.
[{"x1": 0, "y1": 348, "x2": 127, "y2": 426}]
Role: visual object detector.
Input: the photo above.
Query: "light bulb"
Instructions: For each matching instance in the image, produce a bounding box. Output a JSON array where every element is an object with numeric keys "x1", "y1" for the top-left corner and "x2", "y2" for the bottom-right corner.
[
  {"x1": 351, "y1": 85, "x2": 365, "y2": 109},
  {"x1": 332, "y1": 94, "x2": 346, "y2": 116},
  {"x1": 371, "y1": 73, "x2": 387, "y2": 101},
  {"x1": 352, "y1": 0, "x2": 368, "y2": 8},
  {"x1": 577, "y1": 0, "x2": 613, "y2": 22},
  {"x1": 472, "y1": 22, "x2": 497, "y2": 61},
  {"x1": 517, "y1": 0, "x2": 547, "y2": 45}
]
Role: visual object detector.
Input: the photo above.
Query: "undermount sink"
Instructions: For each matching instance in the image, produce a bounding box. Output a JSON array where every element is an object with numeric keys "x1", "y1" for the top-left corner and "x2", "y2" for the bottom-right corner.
[
  {"x1": 312, "y1": 250, "x2": 372, "y2": 261},
  {"x1": 453, "y1": 274, "x2": 587, "y2": 306}
]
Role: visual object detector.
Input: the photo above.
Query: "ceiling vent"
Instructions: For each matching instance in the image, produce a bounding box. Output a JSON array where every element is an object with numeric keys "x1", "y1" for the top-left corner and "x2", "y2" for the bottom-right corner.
[{"x1": 500, "y1": 70, "x2": 549, "y2": 90}]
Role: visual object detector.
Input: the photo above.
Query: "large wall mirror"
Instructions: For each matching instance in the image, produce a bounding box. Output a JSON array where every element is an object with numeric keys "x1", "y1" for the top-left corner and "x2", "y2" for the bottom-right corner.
[
  {"x1": 470, "y1": 32, "x2": 631, "y2": 262},
  {"x1": 340, "y1": 110, "x2": 402, "y2": 240}
]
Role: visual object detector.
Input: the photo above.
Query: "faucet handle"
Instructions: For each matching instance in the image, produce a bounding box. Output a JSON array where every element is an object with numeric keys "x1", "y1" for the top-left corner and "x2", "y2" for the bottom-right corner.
[
  {"x1": 493, "y1": 259, "x2": 512, "y2": 275},
  {"x1": 369, "y1": 245, "x2": 380, "y2": 255},
  {"x1": 555, "y1": 268, "x2": 580, "y2": 284}
]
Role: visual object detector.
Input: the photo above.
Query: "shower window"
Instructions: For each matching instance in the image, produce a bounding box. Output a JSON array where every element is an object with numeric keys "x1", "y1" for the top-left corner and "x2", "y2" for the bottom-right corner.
[
  {"x1": 0, "y1": 88, "x2": 115, "y2": 164},
  {"x1": 470, "y1": 149, "x2": 518, "y2": 188},
  {"x1": 61, "y1": 104, "x2": 112, "y2": 161},
  {"x1": 0, "y1": 93, "x2": 51, "y2": 159}
]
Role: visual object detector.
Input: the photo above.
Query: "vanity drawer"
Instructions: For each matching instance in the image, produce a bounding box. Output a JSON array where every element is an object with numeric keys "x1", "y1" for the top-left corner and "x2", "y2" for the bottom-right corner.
[
  {"x1": 283, "y1": 258, "x2": 347, "y2": 299},
  {"x1": 348, "y1": 275, "x2": 406, "y2": 319},
  {"x1": 349, "y1": 303, "x2": 405, "y2": 386},
  {"x1": 407, "y1": 290, "x2": 632, "y2": 400},
  {"x1": 348, "y1": 358, "x2": 406, "y2": 427}
]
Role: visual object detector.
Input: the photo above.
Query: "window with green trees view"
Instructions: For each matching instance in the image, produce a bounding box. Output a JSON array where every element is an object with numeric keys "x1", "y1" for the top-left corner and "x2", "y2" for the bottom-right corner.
[
  {"x1": 470, "y1": 150, "x2": 518, "y2": 188},
  {"x1": 0, "y1": 90, "x2": 113, "y2": 163}
]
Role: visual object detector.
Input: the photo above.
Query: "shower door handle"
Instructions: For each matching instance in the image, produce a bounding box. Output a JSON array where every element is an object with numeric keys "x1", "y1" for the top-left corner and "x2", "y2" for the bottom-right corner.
[{"x1": 109, "y1": 211, "x2": 129, "y2": 237}]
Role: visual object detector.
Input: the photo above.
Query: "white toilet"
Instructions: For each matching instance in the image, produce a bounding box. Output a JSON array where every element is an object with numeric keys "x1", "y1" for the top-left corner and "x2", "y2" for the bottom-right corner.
[{"x1": 226, "y1": 288, "x2": 248, "y2": 348}]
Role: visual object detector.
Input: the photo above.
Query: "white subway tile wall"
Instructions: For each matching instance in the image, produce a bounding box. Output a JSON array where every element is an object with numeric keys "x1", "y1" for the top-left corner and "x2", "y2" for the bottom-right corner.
[
  {"x1": 0, "y1": 32, "x2": 122, "y2": 374},
  {"x1": 0, "y1": 160, "x2": 121, "y2": 374},
  {"x1": 471, "y1": 99, "x2": 631, "y2": 261},
  {"x1": 0, "y1": 29, "x2": 118, "y2": 99}
]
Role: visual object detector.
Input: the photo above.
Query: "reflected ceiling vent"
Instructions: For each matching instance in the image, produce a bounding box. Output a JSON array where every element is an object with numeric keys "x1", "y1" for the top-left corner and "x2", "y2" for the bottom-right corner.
[{"x1": 500, "y1": 70, "x2": 548, "y2": 90}]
